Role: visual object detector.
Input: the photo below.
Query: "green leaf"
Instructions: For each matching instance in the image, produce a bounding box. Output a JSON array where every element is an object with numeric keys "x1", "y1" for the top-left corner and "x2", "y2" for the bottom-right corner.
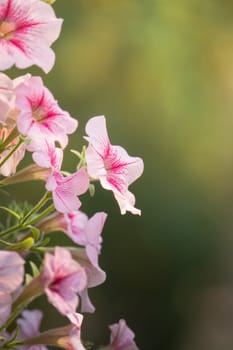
[
  {"x1": 7, "y1": 237, "x2": 35, "y2": 252},
  {"x1": 28, "y1": 225, "x2": 40, "y2": 241},
  {"x1": 38, "y1": 237, "x2": 50, "y2": 247},
  {"x1": 0, "y1": 206, "x2": 20, "y2": 220},
  {"x1": 29, "y1": 261, "x2": 40, "y2": 277},
  {"x1": 25, "y1": 273, "x2": 33, "y2": 285},
  {"x1": 70, "y1": 149, "x2": 82, "y2": 159}
]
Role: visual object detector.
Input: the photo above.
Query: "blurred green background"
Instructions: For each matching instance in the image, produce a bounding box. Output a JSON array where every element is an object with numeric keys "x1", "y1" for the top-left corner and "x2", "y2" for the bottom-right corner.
[{"x1": 9, "y1": 0, "x2": 233, "y2": 349}]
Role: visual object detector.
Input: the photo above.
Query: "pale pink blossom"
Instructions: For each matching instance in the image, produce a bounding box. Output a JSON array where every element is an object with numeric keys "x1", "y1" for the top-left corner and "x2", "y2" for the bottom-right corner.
[
  {"x1": 15, "y1": 76, "x2": 78, "y2": 151},
  {"x1": 0, "y1": 72, "x2": 30, "y2": 125},
  {"x1": 0, "y1": 250, "x2": 24, "y2": 293},
  {"x1": 40, "y1": 247, "x2": 87, "y2": 316},
  {"x1": 45, "y1": 168, "x2": 89, "y2": 213},
  {"x1": 64, "y1": 211, "x2": 107, "y2": 269},
  {"x1": 0, "y1": 0, "x2": 63, "y2": 73},
  {"x1": 36, "y1": 210, "x2": 107, "y2": 313},
  {"x1": 100, "y1": 319, "x2": 139, "y2": 350},
  {"x1": 84, "y1": 116, "x2": 144, "y2": 215},
  {"x1": 12, "y1": 248, "x2": 87, "y2": 316},
  {"x1": 17, "y1": 309, "x2": 48, "y2": 350}
]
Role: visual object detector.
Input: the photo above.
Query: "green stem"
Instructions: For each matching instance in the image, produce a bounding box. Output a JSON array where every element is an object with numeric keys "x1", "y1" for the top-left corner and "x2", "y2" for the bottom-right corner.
[
  {"x1": 12, "y1": 281, "x2": 42, "y2": 312},
  {"x1": 0, "y1": 239, "x2": 16, "y2": 247},
  {"x1": 0, "y1": 223, "x2": 21, "y2": 238},
  {"x1": 26, "y1": 203, "x2": 55, "y2": 227},
  {"x1": 21, "y1": 191, "x2": 52, "y2": 224},
  {"x1": 0, "y1": 136, "x2": 24, "y2": 168}
]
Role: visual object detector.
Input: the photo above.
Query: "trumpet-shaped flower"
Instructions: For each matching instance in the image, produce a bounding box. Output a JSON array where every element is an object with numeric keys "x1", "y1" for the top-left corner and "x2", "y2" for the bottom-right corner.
[
  {"x1": 15, "y1": 76, "x2": 78, "y2": 151},
  {"x1": 24, "y1": 220, "x2": 107, "y2": 313},
  {"x1": 45, "y1": 168, "x2": 89, "y2": 213},
  {"x1": 19, "y1": 312, "x2": 86, "y2": 350},
  {"x1": 37, "y1": 210, "x2": 107, "y2": 312},
  {"x1": 0, "y1": 0, "x2": 63, "y2": 73},
  {"x1": 84, "y1": 116, "x2": 144, "y2": 215},
  {"x1": 100, "y1": 319, "x2": 139, "y2": 350},
  {"x1": 65, "y1": 211, "x2": 107, "y2": 269},
  {"x1": 40, "y1": 247, "x2": 87, "y2": 316}
]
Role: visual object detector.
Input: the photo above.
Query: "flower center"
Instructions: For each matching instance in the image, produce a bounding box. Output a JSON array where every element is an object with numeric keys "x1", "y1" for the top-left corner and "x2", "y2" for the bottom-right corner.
[
  {"x1": 32, "y1": 106, "x2": 47, "y2": 122},
  {"x1": 0, "y1": 21, "x2": 15, "y2": 39},
  {"x1": 103, "y1": 156, "x2": 112, "y2": 171}
]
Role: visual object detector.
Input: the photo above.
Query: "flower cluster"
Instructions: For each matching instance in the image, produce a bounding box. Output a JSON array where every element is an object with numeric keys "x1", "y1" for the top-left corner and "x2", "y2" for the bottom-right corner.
[{"x1": 0, "y1": 1, "x2": 143, "y2": 349}]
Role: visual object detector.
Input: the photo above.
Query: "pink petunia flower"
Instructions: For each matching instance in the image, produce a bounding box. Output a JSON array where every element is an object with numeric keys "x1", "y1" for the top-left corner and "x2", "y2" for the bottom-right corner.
[
  {"x1": 15, "y1": 76, "x2": 78, "y2": 151},
  {"x1": 40, "y1": 247, "x2": 87, "y2": 316},
  {"x1": 29, "y1": 209, "x2": 107, "y2": 312},
  {"x1": 0, "y1": 0, "x2": 63, "y2": 73},
  {"x1": 12, "y1": 248, "x2": 87, "y2": 317},
  {"x1": 36, "y1": 210, "x2": 107, "y2": 313},
  {"x1": 64, "y1": 211, "x2": 107, "y2": 269},
  {"x1": 36, "y1": 211, "x2": 107, "y2": 267},
  {"x1": 45, "y1": 168, "x2": 89, "y2": 213},
  {"x1": 100, "y1": 319, "x2": 139, "y2": 350},
  {"x1": 17, "y1": 309, "x2": 48, "y2": 350},
  {"x1": 84, "y1": 116, "x2": 144, "y2": 215}
]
